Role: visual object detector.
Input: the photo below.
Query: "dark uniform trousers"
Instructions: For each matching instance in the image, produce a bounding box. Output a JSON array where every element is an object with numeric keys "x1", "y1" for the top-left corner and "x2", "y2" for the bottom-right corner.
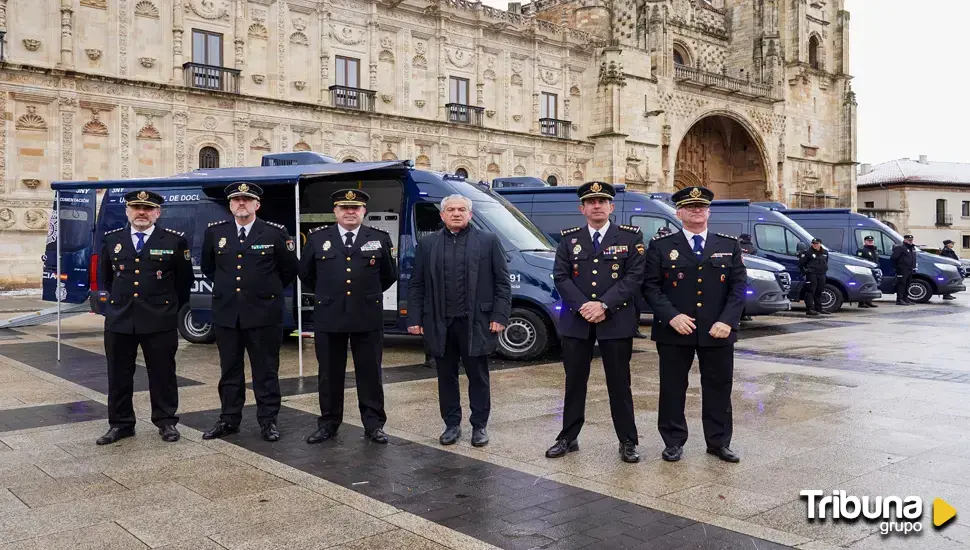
[
  {"x1": 438, "y1": 316, "x2": 490, "y2": 429},
  {"x1": 99, "y1": 224, "x2": 193, "y2": 430},
  {"x1": 895, "y1": 271, "x2": 912, "y2": 300},
  {"x1": 214, "y1": 323, "x2": 283, "y2": 427},
  {"x1": 656, "y1": 344, "x2": 733, "y2": 448},
  {"x1": 315, "y1": 329, "x2": 387, "y2": 432},
  {"x1": 804, "y1": 273, "x2": 826, "y2": 312}
]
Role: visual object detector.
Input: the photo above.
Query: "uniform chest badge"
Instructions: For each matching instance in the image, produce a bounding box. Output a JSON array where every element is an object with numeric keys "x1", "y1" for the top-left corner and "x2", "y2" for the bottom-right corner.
[
  {"x1": 113, "y1": 243, "x2": 122, "y2": 254},
  {"x1": 677, "y1": 272, "x2": 684, "y2": 279},
  {"x1": 572, "y1": 244, "x2": 582, "y2": 255},
  {"x1": 218, "y1": 237, "x2": 227, "y2": 249},
  {"x1": 612, "y1": 264, "x2": 619, "y2": 271},
  {"x1": 369, "y1": 258, "x2": 376, "y2": 266},
  {"x1": 571, "y1": 238, "x2": 578, "y2": 244},
  {"x1": 720, "y1": 274, "x2": 726, "y2": 282},
  {"x1": 157, "y1": 270, "x2": 163, "y2": 280},
  {"x1": 286, "y1": 239, "x2": 295, "y2": 252},
  {"x1": 669, "y1": 250, "x2": 679, "y2": 260},
  {"x1": 322, "y1": 240, "x2": 331, "y2": 251}
]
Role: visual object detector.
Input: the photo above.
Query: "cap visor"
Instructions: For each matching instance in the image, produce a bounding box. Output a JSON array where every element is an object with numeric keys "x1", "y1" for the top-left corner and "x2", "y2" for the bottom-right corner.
[
  {"x1": 676, "y1": 199, "x2": 711, "y2": 207},
  {"x1": 126, "y1": 200, "x2": 160, "y2": 208},
  {"x1": 580, "y1": 193, "x2": 613, "y2": 200},
  {"x1": 227, "y1": 192, "x2": 260, "y2": 200},
  {"x1": 334, "y1": 201, "x2": 366, "y2": 207}
]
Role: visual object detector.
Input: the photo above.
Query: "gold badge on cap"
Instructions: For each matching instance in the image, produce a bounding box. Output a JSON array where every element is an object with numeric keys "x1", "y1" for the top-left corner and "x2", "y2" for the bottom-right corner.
[
  {"x1": 137, "y1": 191, "x2": 148, "y2": 201},
  {"x1": 218, "y1": 237, "x2": 226, "y2": 249},
  {"x1": 590, "y1": 182, "x2": 602, "y2": 193},
  {"x1": 689, "y1": 187, "x2": 702, "y2": 199},
  {"x1": 238, "y1": 183, "x2": 250, "y2": 193},
  {"x1": 113, "y1": 243, "x2": 122, "y2": 254},
  {"x1": 669, "y1": 250, "x2": 679, "y2": 260},
  {"x1": 322, "y1": 240, "x2": 331, "y2": 251},
  {"x1": 345, "y1": 190, "x2": 356, "y2": 201},
  {"x1": 572, "y1": 244, "x2": 582, "y2": 255}
]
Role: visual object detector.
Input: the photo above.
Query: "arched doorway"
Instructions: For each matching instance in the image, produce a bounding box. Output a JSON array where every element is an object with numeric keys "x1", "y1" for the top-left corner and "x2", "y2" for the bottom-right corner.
[{"x1": 673, "y1": 114, "x2": 767, "y2": 200}]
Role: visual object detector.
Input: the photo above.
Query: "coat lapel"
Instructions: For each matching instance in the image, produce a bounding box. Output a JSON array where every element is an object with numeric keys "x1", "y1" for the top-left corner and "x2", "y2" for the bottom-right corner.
[
  {"x1": 139, "y1": 225, "x2": 163, "y2": 256},
  {"x1": 595, "y1": 224, "x2": 620, "y2": 256},
  {"x1": 700, "y1": 232, "x2": 720, "y2": 263},
  {"x1": 240, "y1": 220, "x2": 264, "y2": 251},
  {"x1": 669, "y1": 232, "x2": 699, "y2": 264}
]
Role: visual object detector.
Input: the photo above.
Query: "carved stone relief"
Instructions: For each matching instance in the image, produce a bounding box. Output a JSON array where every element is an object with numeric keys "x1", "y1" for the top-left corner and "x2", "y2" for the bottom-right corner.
[
  {"x1": 186, "y1": 0, "x2": 229, "y2": 21},
  {"x1": 82, "y1": 109, "x2": 109, "y2": 136},
  {"x1": 16, "y1": 106, "x2": 48, "y2": 131}
]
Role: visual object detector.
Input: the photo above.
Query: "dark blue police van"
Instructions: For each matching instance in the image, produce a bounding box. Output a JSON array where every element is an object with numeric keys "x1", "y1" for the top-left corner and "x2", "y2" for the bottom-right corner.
[
  {"x1": 768, "y1": 207, "x2": 966, "y2": 303},
  {"x1": 43, "y1": 153, "x2": 563, "y2": 360},
  {"x1": 494, "y1": 185, "x2": 793, "y2": 317}
]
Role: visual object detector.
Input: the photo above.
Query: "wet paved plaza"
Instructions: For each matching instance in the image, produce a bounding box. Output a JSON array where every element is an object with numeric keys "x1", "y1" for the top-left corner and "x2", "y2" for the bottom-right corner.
[{"x1": 1, "y1": 295, "x2": 969, "y2": 549}]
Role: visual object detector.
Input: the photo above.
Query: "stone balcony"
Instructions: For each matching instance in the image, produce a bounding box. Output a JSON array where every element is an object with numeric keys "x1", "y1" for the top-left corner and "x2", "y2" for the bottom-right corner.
[{"x1": 674, "y1": 64, "x2": 778, "y2": 102}]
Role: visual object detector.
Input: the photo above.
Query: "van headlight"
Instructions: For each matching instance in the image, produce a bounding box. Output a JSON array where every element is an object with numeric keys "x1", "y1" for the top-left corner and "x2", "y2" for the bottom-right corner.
[
  {"x1": 747, "y1": 268, "x2": 776, "y2": 281},
  {"x1": 845, "y1": 265, "x2": 872, "y2": 275},
  {"x1": 934, "y1": 263, "x2": 960, "y2": 273}
]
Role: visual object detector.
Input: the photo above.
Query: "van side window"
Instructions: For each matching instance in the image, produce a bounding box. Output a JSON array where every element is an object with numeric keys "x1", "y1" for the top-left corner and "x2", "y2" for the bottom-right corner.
[
  {"x1": 855, "y1": 229, "x2": 893, "y2": 255},
  {"x1": 811, "y1": 228, "x2": 844, "y2": 252},
  {"x1": 754, "y1": 224, "x2": 800, "y2": 255},
  {"x1": 414, "y1": 202, "x2": 443, "y2": 240},
  {"x1": 532, "y1": 213, "x2": 587, "y2": 244},
  {"x1": 630, "y1": 215, "x2": 675, "y2": 239},
  {"x1": 707, "y1": 222, "x2": 744, "y2": 238}
]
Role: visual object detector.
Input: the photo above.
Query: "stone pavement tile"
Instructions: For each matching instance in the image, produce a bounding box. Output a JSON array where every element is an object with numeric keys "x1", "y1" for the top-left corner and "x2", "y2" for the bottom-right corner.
[
  {"x1": 0, "y1": 422, "x2": 109, "y2": 449},
  {"x1": 7, "y1": 473, "x2": 127, "y2": 508},
  {"x1": 0, "y1": 502, "x2": 108, "y2": 545},
  {"x1": 590, "y1": 459, "x2": 721, "y2": 497},
  {"x1": 848, "y1": 523, "x2": 970, "y2": 550},
  {"x1": 882, "y1": 453, "x2": 970, "y2": 487},
  {"x1": 718, "y1": 464, "x2": 856, "y2": 501},
  {"x1": 795, "y1": 542, "x2": 844, "y2": 550},
  {"x1": 748, "y1": 499, "x2": 879, "y2": 547},
  {"x1": 0, "y1": 522, "x2": 147, "y2": 550},
  {"x1": 208, "y1": 505, "x2": 395, "y2": 550},
  {"x1": 662, "y1": 483, "x2": 791, "y2": 520},
  {"x1": 104, "y1": 452, "x2": 255, "y2": 488},
  {"x1": 530, "y1": 440, "x2": 652, "y2": 478},
  {"x1": 0, "y1": 490, "x2": 27, "y2": 514},
  {"x1": 155, "y1": 539, "x2": 225, "y2": 550},
  {"x1": 834, "y1": 470, "x2": 970, "y2": 527},
  {"x1": 330, "y1": 529, "x2": 450, "y2": 550},
  {"x1": 836, "y1": 428, "x2": 950, "y2": 457},
  {"x1": 0, "y1": 465, "x2": 51, "y2": 490},
  {"x1": 770, "y1": 445, "x2": 908, "y2": 477},
  {"x1": 117, "y1": 485, "x2": 336, "y2": 548},
  {"x1": 937, "y1": 440, "x2": 970, "y2": 459},
  {"x1": 169, "y1": 466, "x2": 292, "y2": 500},
  {"x1": 35, "y1": 442, "x2": 219, "y2": 478},
  {"x1": 383, "y1": 511, "x2": 501, "y2": 550}
]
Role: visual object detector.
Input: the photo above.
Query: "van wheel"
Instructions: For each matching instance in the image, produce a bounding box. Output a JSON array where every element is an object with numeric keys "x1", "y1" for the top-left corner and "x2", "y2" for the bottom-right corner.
[
  {"x1": 907, "y1": 279, "x2": 933, "y2": 303},
  {"x1": 819, "y1": 284, "x2": 844, "y2": 313},
  {"x1": 178, "y1": 304, "x2": 215, "y2": 344},
  {"x1": 496, "y1": 307, "x2": 548, "y2": 361}
]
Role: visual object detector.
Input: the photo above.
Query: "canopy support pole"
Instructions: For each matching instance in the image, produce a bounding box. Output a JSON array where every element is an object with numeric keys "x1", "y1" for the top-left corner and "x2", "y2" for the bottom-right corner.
[
  {"x1": 55, "y1": 190, "x2": 61, "y2": 362},
  {"x1": 295, "y1": 183, "x2": 303, "y2": 377}
]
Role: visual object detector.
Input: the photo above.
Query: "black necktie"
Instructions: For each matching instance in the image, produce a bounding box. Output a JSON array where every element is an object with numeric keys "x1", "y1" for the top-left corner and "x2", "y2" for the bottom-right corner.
[
  {"x1": 345, "y1": 232, "x2": 354, "y2": 248},
  {"x1": 238, "y1": 227, "x2": 246, "y2": 243},
  {"x1": 592, "y1": 231, "x2": 601, "y2": 254}
]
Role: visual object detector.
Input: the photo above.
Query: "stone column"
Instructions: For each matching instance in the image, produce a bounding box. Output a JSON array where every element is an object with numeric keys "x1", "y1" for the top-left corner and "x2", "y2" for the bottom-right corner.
[
  {"x1": 233, "y1": 0, "x2": 245, "y2": 70},
  {"x1": 234, "y1": 117, "x2": 250, "y2": 168},
  {"x1": 320, "y1": 6, "x2": 332, "y2": 104},
  {"x1": 173, "y1": 0, "x2": 184, "y2": 81},
  {"x1": 173, "y1": 111, "x2": 188, "y2": 173},
  {"x1": 120, "y1": 106, "x2": 131, "y2": 178},
  {"x1": 0, "y1": 0, "x2": 7, "y2": 32},
  {"x1": 278, "y1": 0, "x2": 288, "y2": 97},
  {"x1": 368, "y1": 17, "x2": 379, "y2": 90},
  {"x1": 59, "y1": 0, "x2": 74, "y2": 68},
  {"x1": 836, "y1": 9, "x2": 850, "y2": 74},
  {"x1": 59, "y1": 100, "x2": 76, "y2": 181},
  {"x1": 119, "y1": 0, "x2": 129, "y2": 76},
  {"x1": 0, "y1": 91, "x2": 6, "y2": 195},
  {"x1": 402, "y1": 28, "x2": 411, "y2": 114}
]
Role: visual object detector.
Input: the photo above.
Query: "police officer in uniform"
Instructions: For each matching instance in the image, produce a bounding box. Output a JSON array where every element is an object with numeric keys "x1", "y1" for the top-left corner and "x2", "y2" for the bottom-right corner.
[
  {"x1": 641, "y1": 186, "x2": 746, "y2": 463},
  {"x1": 300, "y1": 190, "x2": 397, "y2": 445},
  {"x1": 739, "y1": 234, "x2": 756, "y2": 255},
  {"x1": 798, "y1": 238, "x2": 830, "y2": 316},
  {"x1": 891, "y1": 234, "x2": 918, "y2": 305},
  {"x1": 940, "y1": 240, "x2": 959, "y2": 300},
  {"x1": 200, "y1": 182, "x2": 299, "y2": 442},
  {"x1": 855, "y1": 236, "x2": 879, "y2": 308},
  {"x1": 96, "y1": 190, "x2": 194, "y2": 445},
  {"x1": 546, "y1": 181, "x2": 646, "y2": 464}
]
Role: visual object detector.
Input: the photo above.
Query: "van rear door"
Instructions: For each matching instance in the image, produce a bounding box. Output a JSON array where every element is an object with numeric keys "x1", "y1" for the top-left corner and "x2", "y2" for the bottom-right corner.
[{"x1": 42, "y1": 189, "x2": 97, "y2": 304}]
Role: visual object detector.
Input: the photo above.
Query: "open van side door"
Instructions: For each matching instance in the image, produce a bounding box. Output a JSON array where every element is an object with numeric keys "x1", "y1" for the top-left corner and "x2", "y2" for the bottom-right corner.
[{"x1": 42, "y1": 189, "x2": 97, "y2": 304}]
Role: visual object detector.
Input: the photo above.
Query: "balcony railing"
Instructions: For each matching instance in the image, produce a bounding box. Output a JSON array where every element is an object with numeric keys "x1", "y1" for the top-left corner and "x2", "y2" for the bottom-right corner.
[
  {"x1": 446, "y1": 103, "x2": 485, "y2": 127},
  {"x1": 329, "y1": 85, "x2": 377, "y2": 112},
  {"x1": 936, "y1": 213, "x2": 953, "y2": 227},
  {"x1": 539, "y1": 118, "x2": 571, "y2": 139},
  {"x1": 183, "y1": 63, "x2": 241, "y2": 93},
  {"x1": 674, "y1": 64, "x2": 775, "y2": 100}
]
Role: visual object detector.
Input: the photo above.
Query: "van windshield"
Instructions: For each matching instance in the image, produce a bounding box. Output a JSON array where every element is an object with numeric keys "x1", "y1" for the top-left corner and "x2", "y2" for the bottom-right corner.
[{"x1": 472, "y1": 199, "x2": 554, "y2": 251}]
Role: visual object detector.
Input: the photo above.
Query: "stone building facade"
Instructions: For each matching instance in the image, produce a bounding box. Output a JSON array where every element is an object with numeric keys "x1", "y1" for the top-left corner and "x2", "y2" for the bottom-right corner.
[{"x1": 0, "y1": 0, "x2": 856, "y2": 288}]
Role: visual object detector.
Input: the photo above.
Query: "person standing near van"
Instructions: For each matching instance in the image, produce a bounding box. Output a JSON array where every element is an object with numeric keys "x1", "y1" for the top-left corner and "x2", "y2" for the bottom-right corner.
[
  {"x1": 855, "y1": 236, "x2": 879, "y2": 308},
  {"x1": 200, "y1": 182, "x2": 298, "y2": 442},
  {"x1": 798, "y1": 238, "x2": 830, "y2": 316},
  {"x1": 891, "y1": 235, "x2": 918, "y2": 305},
  {"x1": 739, "y1": 234, "x2": 756, "y2": 255},
  {"x1": 301, "y1": 190, "x2": 397, "y2": 445},
  {"x1": 408, "y1": 194, "x2": 511, "y2": 448},
  {"x1": 641, "y1": 186, "x2": 746, "y2": 463},
  {"x1": 546, "y1": 181, "x2": 645, "y2": 464},
  {"x1": 96, "y1": 190, "x2": 193, "y2": 445},
  {"x1": 940, "y1": 240, "x2": 959, "y2": 300}
]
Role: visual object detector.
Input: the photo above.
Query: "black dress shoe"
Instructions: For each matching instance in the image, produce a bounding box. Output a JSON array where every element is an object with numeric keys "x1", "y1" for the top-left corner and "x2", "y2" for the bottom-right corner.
[
  {"x1": 261, "y1": 422, "x2": 280, "y2": 442},
  {"x1": 96, "y1": 426, "x2": 135, "y2": 446},
  {"x1": 806, "y1": 310, "x2": 819, "y2": 316},
  {"x1": 471, "y1": 427, "x2": 489, "y2": 447},
  {"x1": 707, "y1": 446, "x2": 741, "y2": 463},
  {"x1": 868, "y1": 302, "x2": 878, "y2": 308},
  {"x1": 818, "y1": 310, "x2": 831, "y2": 315},
  {"x1": 619, "y1": 441, "x2": 640, "y2": 463},
  {"x1": 634, "y1": 330, "x2": 647, "y2": 339},
  {"x1": 662, "y1": 445, "x2": 683, "y2": 462},
  {"x1": 439, "y1": 426, "x2": 461, "y2": 445},
  {"x1": 858, "y1": 303, "x2": 870, "y2": 308},
  {"x1": 307, "y1": 426, "x2": 338, "y2": 444},
  {"x1": 545, "y1": 438, "x2": 579, "y2": 458},
  {"x1": 159, "y1": 425, "x2": 180, "y2": 442},
  {"x1": 202, "y1": 421, "x2": 239, "y2": 440},
  {"x1": 367, "y1": 428, "x2": 389, "y2": 444}
]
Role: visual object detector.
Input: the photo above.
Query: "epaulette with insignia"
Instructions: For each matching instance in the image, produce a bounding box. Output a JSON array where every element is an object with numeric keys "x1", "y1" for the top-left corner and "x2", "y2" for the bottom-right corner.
[
  {"x1": 208, "y1": 220, "x2": 229, "y2": 227},
  {"x1": 263, "y1": 220, "x2": 286, "y2": 231},
  {"x1": 652, "y1": 232, "x2": 675, "y2": 241},
  {"x1": 716, "y1": 233, "x2": 738, "y2": 240},
  {"x1": 104, "y1": 227, "x2": 124, "y2": 235},
  {"x1": 561, "y1": 226, "x2": 582, "y2": 236},
  {"x1": 163, "y1": 227, "x2": 185, "y2": 237},
  {"x1": 619, "y1": 224, "x2": 641, "y2": 233},
  {"x1": 308, "y1": 225, "x2": 329, "y2": 234},
  {"x1": 365, "y1": 225, "x2": 389, "y2": 235}
]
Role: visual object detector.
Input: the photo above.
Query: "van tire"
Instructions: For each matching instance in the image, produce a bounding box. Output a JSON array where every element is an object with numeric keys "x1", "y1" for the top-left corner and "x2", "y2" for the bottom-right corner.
[
  {"x1": 496, "y1": 307, "x2": 548, "y2": 361},
  {"x1": 819, "y1": 283, "x2": 844, "y2": 313},
  {"x1": 907, "y1": 279, "x2": 933, "y2": 303},
  {"x1": 178, "y1": 304, "x2": 216, "y2": 344}
]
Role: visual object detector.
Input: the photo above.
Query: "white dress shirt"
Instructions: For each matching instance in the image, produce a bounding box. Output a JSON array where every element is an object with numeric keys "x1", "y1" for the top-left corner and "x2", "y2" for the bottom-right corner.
[
  {"x1": 337, "y1": 224, "x2": 361, "y2": 246},
  {"x1": 588, "y1": 221, "x2": 610, "y2": 243},
  {"x1": 131, "y1": 225, "x2": 155, "y2": 250},
  {"x1": 682, "y1": 228, "x2": 709, "y2": 252},
  {"x1": 235, "y1": 219, "x2": 255, "y2": 239}
]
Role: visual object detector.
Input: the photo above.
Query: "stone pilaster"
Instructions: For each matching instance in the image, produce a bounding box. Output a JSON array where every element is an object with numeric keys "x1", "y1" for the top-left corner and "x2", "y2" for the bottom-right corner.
[
  {"x1": 320, "y1": 6, "x2": 332, "y2": 104},
  {"x1": 173, "y1": 0, "x2": 184, "y2": 81},
  {"x1": 59, "y1": 0, "x2": 74, "y2": 68}
]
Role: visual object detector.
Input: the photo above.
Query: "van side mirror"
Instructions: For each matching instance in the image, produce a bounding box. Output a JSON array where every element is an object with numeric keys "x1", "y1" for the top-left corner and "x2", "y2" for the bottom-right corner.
[{"x1": 795, "y1": 242, "x2": 808, "y2": 253}]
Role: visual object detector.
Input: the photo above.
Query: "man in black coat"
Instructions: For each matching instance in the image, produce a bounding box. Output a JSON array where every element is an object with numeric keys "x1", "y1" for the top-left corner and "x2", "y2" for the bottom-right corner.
[
  {"x1": 798, "y1": 238, "x2": 830, "y2": 316},
  {"x1": 300, "y1": 189, "x2": 398, "y2": 445},
  {"x1": 855, "y1": 235, "x2": 879, "y2": 308},
  {"x1": 547, "y1": 181, "x2": 646, "y2": 464},
  {"x1": 96, "y1": 190, "x2": 193, "y2": 445},
  {"x1": 199, "y1": 182, "x2": 298, "y2": 442},
  {"x1": 891, "y1": 234, "x2": 918, "y2": 305},
  {"x1": 641, "y1": 185, "x2": 746, "y2": 463},
  {"x1": 940, "y1": 239, "x2": 959, "y2": 300},
  {"x1": 408, "y1": 194, "x2": 511, "y2": 448}
]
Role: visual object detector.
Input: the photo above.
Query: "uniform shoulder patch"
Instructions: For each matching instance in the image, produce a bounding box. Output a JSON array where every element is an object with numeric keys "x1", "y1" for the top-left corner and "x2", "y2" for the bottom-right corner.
[
  {"x1": 619, "y1": 224, "x2": 641, "y2": 233},
  {"x1": 104, "y1": 227, "x2": 124, "y2": 235},
  {"x1": 308, "y1": 225, "x2": 329, "y2": 234},
  {"x1": 652, "y1": 232, "x2": 675, "y2": 241},
  {"x1": 163, "y1": 227, "x2": 185, "y2": 237},
  {"x1": 561, "y1": 226, "x2": 582, "y2": 236},
  {"x1": 716, "y1": 233, "x2": 738, "y2": 240},
  {"x1": 208, "y1": 220, "x2": 230, "y2": 227}
]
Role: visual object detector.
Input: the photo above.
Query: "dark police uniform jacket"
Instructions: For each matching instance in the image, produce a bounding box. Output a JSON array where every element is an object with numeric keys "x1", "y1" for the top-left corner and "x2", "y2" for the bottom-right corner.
[
  {"x1": 798, "y1": 248, "x2": 829, "y2": 275},
  {"x1": 299, "y1": 224, "x2": 397, "y2": 333},
  {"x1": 99, "y1": 224, "x2": 193, "y2": 334},
  {"x1": 201, "y1": 218, "x2": 298, "y2": 329},
  {"x1": 641, "y1": 231, "x2": 746, "y2": 347},
  {"x1": 940, "y1": 248, "x2": 959, "y2": 261},
  {"x1": 856, "y1": 245, "x2": 879, "y2": 263},
  {"x1": 890, "y1": 243, "x2": 917, "y2": 273},
  {"x1": 553, "y1": 223, "x2": 646, "y2": 340}
]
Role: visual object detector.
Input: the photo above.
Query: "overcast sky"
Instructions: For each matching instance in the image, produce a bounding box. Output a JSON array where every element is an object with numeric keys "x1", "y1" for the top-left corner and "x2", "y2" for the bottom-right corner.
[{"x1": 477, "y1": 0, "x2": 967, "y2": 165}]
